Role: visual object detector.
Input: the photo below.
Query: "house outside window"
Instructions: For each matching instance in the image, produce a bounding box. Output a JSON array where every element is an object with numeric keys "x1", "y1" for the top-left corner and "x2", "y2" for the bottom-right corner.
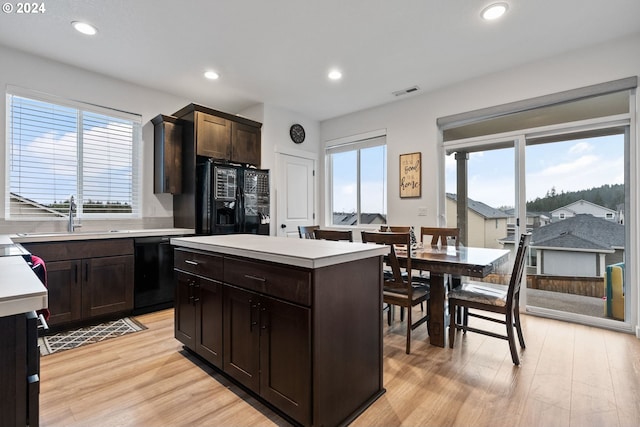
[
  {"x1": 6, "y1": 90, "x2": 141, "y2": 220},
  {"x1": 326, "y1": 135, "x2": 387, "y2": 227}
]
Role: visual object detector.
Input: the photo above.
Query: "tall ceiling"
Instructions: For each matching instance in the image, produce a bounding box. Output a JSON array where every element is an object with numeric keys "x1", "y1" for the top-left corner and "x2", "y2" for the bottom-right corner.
[{"x1": 1, "y1": 0, "x2": 639, "y2": 121}]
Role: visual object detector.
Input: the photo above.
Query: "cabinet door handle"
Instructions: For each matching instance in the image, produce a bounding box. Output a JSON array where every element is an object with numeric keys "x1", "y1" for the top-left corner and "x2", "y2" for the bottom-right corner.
[
  {"x1": 192, "y1": 284, "x2": 200, "y2": 305},
  {"x1": 250, "y1": 300, "x2": 259, "y2": 332},
  {"x1": 37, "y1": 313, "x2": 49, "y2": 331},
  {"x1": 184, "y1": 260, "x2": 199, "y2": 266},
  {"x1": 187, "y1": 281, "x2": 195, "y2": 304},
  {"x1": 244, "y1": 274, "x2": 266, "y2": 283},
  {"x1": 74, "y1": 263, "x2": 78, "y2": 283},
  {"x1": 260, "y1": 306, "x2": 269, "y2": 331}
]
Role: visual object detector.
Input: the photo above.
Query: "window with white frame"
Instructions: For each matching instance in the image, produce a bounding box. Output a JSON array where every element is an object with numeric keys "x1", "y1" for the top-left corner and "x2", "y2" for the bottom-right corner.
[
  {"x1": 6, "y1": 90, "x2": 141, "y2": 220},
  {"x1": 326, "y1": 135, "x2": 387, "y2": 227}
]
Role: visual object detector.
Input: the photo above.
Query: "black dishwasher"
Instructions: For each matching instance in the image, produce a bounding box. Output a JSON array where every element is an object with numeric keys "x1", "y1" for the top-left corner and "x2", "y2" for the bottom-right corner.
[{"x1": 133, "y1": 236, "x2": 177, "y2": 314}]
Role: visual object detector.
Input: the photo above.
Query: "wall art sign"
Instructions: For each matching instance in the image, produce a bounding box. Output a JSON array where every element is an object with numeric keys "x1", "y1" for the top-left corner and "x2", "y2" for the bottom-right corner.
[{"x1": 399, "y1": 152, "x2": 421, "y2": 198}]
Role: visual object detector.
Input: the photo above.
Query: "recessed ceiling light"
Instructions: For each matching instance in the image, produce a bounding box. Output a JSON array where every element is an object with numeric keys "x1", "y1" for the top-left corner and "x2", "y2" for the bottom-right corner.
[
  {"x1": 328, "y1": 70, "x2": 342, "y2": 80},
  {"x1": 204, "y1": 71, "x2": 220, "y2": 80},
  {"x1": 481, "y1": 3, "x2": 508, "y2": 20},
  {"x1": 72, "y1": 21, "x2": 98, "y2": 35}
]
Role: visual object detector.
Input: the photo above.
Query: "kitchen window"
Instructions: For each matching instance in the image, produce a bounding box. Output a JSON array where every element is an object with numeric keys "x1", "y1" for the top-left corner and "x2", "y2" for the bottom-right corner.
[
  {"x1": 326, "y1": 133, "x2": 387, "y2": 227},
  {"x1": 6, "y1": 89, "x2": 141, "y2": 219}
]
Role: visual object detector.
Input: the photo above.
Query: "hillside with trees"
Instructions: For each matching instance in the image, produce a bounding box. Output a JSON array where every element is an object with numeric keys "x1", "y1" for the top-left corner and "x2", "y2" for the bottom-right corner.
[{"x1": 526, "y1": 184, "x2": 624, "y2": 212}]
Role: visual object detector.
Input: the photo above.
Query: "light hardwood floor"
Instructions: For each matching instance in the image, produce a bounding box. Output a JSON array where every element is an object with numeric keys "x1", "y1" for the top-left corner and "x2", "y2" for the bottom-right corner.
[{"x1": 40, "y1": 308, "x2": 640, "y2": 427}]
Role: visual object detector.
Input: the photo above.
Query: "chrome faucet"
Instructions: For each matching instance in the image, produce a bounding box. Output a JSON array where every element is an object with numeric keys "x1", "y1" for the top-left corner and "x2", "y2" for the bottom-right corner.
[{"x1": 68, "y1": 195, "x2": 77, "y2": 232}]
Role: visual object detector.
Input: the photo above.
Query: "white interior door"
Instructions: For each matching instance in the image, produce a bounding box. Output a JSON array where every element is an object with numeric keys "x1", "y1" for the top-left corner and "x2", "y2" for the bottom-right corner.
[{"x1": 276, "y1": 153, "x2": 315, "y2": 237}]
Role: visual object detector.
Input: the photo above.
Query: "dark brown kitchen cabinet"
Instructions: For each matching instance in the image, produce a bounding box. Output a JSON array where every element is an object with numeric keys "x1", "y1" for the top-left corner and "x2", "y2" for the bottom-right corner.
[
  {"x1": 22, "y1": 239, "x2": 134, "y2": 329},
  {"x1": 174, "y1": 271, "x2": 224, "y2": 368},
  {"x1": 231, "y1": 121, "x2": 260, "y2": 166},
  {"x1": 223, "y1": 285, "x2": 310, "y2": 424},
  {"x1": 152, "y1": 114, "x2": 183, "y2": 194},
  {"x1": 174, "y1": 270, "x2": 196, "y2": 348},
  {"x1": 82, "y1": 255, "x2": 134, "y2": 319},
  {"x1": 174, "y1": 104, "x2": 261, "y2": 166},
  {"x1": 195, "y1": 112, "x2": 231, "y2": 159},
  {"x1": 174, "y1": 249, "x2": 224, "y2": 368},
  {"x1": 0, "y1": 312, "x2": 39, "y2": 427},
  {"x1": 45, "y1": 260, "x2": 82, "y2": 325}
]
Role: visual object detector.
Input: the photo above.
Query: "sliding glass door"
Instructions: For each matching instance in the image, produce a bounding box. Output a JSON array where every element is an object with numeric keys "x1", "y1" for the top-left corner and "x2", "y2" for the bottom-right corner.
[
  {"x1": 524, "y1": 132, "x2": 626, "y2": 325},
  {"x1": 444, "y1": 124, "x2": 630, "y2": 329}
]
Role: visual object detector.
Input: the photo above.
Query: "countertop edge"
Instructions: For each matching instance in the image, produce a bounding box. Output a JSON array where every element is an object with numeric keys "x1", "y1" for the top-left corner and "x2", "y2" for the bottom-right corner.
[
  {"x1": 10, "y1": 228, "x2": 195, "y2": 243},
  {"x1": 0, "y1": 256, "x2": 48, "y2": 317},
  {"x1": 171, "y1": 236, "x2": 389, "y2": 269}
]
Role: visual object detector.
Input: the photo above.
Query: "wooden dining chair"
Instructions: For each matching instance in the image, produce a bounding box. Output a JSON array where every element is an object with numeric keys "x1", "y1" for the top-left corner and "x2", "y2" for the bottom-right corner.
[
  {"x1": 380, "y1": 225, "x2": 411, "y2": 232},
  {"x1": 298, "y1": 225, "x2": 320, "y2": 239},
  {"x1": 417, "y1": 227, "x2": 461, "y2": 287},
  {"x1": 448, "y1": 233, "x2": 531, "y2": 365},
  {"x1": 420, "y1": 227, "x2": 460, "y2": 248},
  {"x1": 313, "y1": 229, "x2": 353, "y2": 242},
  {"x1": 361, "y1": 231, "x2": 430, "y2": 354}
]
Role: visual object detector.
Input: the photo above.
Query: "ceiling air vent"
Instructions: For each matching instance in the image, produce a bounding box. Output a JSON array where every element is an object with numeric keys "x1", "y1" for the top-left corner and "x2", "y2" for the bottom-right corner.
[{"x1": 392, "y1": 86, "x2": 420, "y2": 97}]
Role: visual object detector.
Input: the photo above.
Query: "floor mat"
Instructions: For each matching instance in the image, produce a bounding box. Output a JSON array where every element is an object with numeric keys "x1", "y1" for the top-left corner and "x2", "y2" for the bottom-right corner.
[{"x1": 39, "y1": 317, "x2": 146, "y2": 356}]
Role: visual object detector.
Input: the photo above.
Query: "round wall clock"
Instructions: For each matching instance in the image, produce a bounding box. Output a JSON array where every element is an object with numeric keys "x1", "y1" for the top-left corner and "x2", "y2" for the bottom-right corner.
[{"x1": 289, "y1": 123, "x2": 306, "y2": 144}]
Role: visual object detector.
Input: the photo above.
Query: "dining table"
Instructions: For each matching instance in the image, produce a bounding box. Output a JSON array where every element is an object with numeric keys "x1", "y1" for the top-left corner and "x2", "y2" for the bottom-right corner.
[{"x1": 398, "y1": 244, "x2": 511, "y2": 347}]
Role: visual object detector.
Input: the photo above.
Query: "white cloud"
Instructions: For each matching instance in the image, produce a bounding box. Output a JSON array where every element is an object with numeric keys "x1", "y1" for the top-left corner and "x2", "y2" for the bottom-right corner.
[
  {"x1": 527, "y1": 154, "x2": 623, "y2": 200},
  {"x1": 568, "y1": 141, "x2": 594, "y2": 155}
]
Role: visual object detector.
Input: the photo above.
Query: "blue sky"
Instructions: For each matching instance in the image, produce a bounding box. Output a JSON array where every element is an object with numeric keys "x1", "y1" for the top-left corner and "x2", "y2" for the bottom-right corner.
[
  {"x1": 331, "y1": 145, "x2": 387, "y2": 214},
  {"x1": 445, "y1": 134, "x2": 625, "y2": 208}
]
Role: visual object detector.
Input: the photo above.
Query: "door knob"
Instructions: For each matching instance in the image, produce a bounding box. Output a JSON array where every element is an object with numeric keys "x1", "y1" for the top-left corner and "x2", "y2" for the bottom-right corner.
[{"x1": 280, "y1": 224, "x2": 286, "y2": 228}]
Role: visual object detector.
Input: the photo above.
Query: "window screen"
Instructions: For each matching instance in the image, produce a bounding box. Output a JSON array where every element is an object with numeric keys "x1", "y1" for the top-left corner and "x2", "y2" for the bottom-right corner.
[{"x1": 6, "y1": 92, "x2": 141, "y2": 219}]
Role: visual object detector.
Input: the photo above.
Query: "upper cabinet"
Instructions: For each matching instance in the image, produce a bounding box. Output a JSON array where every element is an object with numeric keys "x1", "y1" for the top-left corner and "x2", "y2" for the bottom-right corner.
[
  {"x1": 195, "y1": 112, "x2": 231, "y2": 159},
  {"x1": 152, "y1": 114, "x2": 183, "y2": 194},
  {"x1": 174, "y1": 103, "x2": 262, "y2": 167},
  {"x1": 231, "y1": 121, "x2": 261, "y2": 167}
]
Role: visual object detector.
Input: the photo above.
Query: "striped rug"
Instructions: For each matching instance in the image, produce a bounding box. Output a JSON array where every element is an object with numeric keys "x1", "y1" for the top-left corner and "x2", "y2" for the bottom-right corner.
[{"x1": 39, "y1": 317, "x2": 146, "y2": 356}]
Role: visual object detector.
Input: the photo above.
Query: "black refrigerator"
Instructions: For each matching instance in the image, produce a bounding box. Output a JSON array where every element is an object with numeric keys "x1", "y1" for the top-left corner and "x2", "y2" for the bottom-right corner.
[{"x1": 196, "y1": 158, "x2": 270, "y2": 235}]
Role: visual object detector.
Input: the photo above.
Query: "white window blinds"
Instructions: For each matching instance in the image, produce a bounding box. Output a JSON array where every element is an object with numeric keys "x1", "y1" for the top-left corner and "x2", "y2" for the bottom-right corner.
[{"x1": 6, "y1": 92, "x2": 141, "y2": 219}]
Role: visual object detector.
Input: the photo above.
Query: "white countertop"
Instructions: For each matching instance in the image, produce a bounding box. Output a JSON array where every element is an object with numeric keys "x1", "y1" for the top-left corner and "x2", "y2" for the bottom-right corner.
[
  {"x1": 0, "y1": 255, "x2": 47, "y2": 317},
  {"x1": 10, "y1": 228, "x2": 194, "y2": 243},
  {"x1": 171, "y1": 234, "x2": 390, "y2": 269}
]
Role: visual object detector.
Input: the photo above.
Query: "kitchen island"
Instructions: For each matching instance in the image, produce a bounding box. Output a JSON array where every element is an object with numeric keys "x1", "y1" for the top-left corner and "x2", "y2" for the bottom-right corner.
[{"x1": 170, "y1": 234, "x2": 389, "y2": 427}]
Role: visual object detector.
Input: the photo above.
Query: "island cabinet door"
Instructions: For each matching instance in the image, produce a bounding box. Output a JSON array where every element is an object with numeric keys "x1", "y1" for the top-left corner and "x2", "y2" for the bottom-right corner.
[
  {"x1": 174, "y1": 271, "x2": 197, "y2": 348},
  {"x1": 223, "y1": 286, "x2": 260, "y2": 392},
  {"x1": 195, "y1": 277, "x2": 223, "y2": 368},
  {"x1": 259, "y1": 296, "x2": 311, "y2": 426}
]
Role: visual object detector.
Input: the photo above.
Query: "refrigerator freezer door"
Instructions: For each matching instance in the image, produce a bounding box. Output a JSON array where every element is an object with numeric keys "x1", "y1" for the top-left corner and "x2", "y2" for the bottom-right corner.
[{"x1": 214, "y1": 166, "x2": 237, "y2": 201}]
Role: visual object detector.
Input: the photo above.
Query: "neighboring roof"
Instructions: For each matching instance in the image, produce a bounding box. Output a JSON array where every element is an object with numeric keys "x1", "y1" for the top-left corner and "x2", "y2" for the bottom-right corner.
[
  {"x1": 502, "y1": 214, "x2": 624, "y2": 251},
  {"x1": 502, "y1": 208, "x2": 551, "y2": 219},
  {"x1": 550, "y1": 199, "x2": 616, "y2": 215},
  {"x1": 446, "y1": 193, "x2": 509, "y2": 219},
  {"x1": 333, "y1": 212, "x2": 386, "y2": 226},
  {"x1": 9, "y1": 192, "x2": 66, "y2": 218}
]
